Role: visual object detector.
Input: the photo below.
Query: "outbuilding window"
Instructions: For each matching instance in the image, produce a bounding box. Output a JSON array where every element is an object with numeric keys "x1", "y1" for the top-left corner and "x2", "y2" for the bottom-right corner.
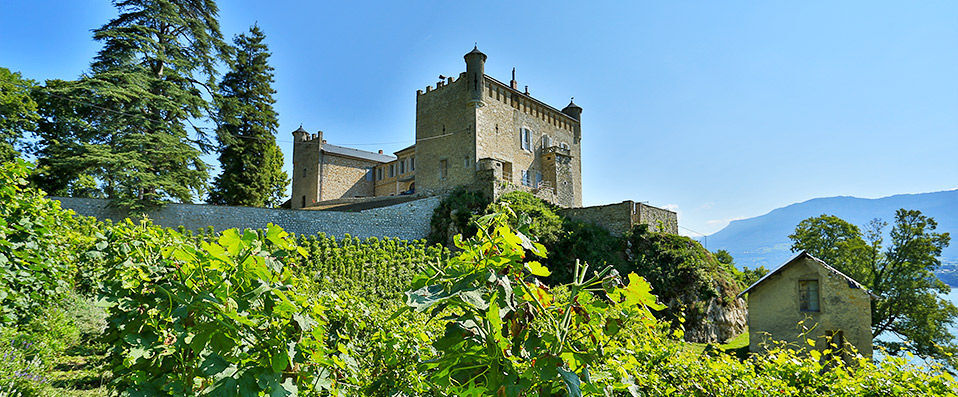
[
  {"x1": 439, "y1": 159, "x2": 448, "y2": 180},
  {"x1": 799, "y1": 280, "x2": 820, "y2": 312}
]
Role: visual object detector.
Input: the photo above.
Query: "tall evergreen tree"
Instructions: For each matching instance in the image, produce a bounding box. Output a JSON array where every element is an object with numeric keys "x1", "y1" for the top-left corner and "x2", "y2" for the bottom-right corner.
[
  {"x1": 0, "y1": 67, "x2": 39, "y2": 162},
  {"x1": 33, "y1": 0, "x2": 228, "y2": 209},
  {"x1": 208, "y1": 25, "x2": 288, "y2": 207}
]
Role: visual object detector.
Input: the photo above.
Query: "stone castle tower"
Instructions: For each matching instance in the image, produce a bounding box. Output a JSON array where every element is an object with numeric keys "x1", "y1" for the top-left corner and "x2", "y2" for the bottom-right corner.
[
  {"x1": 291, "y1": 46, "x2": 583, "y2": 208},
  {"x1": 414, "y1": 46, "x2": 583, "y2": 207}
]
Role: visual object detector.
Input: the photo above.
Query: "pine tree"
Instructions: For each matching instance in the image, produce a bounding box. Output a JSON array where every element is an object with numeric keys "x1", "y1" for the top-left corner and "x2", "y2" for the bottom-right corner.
[
  {"x1": 208, "y1": 25, "x2": 288, "y2": 207},
  {"x1": 34, "y1": 0, "x2": 228, "y2": 209}
]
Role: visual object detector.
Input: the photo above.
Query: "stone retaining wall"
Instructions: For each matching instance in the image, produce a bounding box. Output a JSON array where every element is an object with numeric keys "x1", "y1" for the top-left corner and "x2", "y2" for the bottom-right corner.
[{"x1": 51, "y1": 196, "x2": 441, "y2": 240}]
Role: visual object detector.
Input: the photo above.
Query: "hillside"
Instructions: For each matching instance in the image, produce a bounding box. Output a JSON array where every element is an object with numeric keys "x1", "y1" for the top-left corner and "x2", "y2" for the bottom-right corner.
[{"x1": 703, "y1": 190, "x2": 958, "y2": 278}]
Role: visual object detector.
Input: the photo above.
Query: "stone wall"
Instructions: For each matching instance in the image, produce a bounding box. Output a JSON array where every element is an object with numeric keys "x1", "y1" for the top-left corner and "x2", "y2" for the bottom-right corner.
[
  {"x1": 560, "y1": 201, "x2": 679, "y2": 236},
  {"x1": 560, "y1": 201, "x2": 635, "y2": 236},
  {"x1": 52, "y1": 196, "x2": 441, "y2": 240},
  {"x1": 636, "y1": 203, "x2": 679, "y2": 234},
  {"x1": 320, "y1": 153, "x2": 377, "y2": 200}
]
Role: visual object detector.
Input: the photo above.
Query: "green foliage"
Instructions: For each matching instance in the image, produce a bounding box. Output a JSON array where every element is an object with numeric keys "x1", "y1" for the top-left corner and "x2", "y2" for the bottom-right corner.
[
  {"x1": 405, "y1": 211, "x2": 665, "y2": 395},
  {"x1": 624, "y1": 225, "x2": 741, "y2": 329},
  {"x1": 489, "y1": 191, "x2": 564, "y2": 245},
  {"x1": 296, "y1": 233, "x2": 447, "y2": 301},
  {"x1": 0, "y1": 160, "x2": 88, "y2": 326},
  {"x1": 790, "y1": 211, "x2": 958, "y2": 366},
  {"x1": 549, "y1": 218, "x2": 623, "y2": 284},
  {"x1": 208, "y1": 25, "x2": 288, "y2": 207},
  {"x1": 97, "y1": 221, "x2": 354, "y2": 395},
  {"x1": 0, "y1": 67, "x2": 39, "y2": 162},
  {"x1": 33, "y1": 0, "x2": 229, "y2": 209},
  {"x1": 714, "y1": 249, "x2": 769, "y2": 289},
  {"x1": 428, "y1": 187, "x2": 490, "y2": 246}
]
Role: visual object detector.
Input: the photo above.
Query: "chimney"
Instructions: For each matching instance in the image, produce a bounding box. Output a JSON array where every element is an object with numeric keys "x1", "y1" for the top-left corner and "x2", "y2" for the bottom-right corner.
[
  {"x1": 378, "y1": 150, "x2": 383, "y2": 154},
  {"x1": 510, "y1": 67, "x2": 518, "y2": 90},
  {"x1": 322, "y1": 139, "x2": 327, "y2": 144},
  {"x1": 524, "y1": 85, "x2": 529, "y2": 95}
]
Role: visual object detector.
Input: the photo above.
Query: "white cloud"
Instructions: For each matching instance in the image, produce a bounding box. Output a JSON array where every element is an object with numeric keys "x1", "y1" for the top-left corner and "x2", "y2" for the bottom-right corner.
[{"x1": 663, "y1": 203, "x2": 680, "y2": 212}]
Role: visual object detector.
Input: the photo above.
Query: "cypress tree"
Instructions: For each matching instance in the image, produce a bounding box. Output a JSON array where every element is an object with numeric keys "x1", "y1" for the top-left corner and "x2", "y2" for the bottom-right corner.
[
  {"x1": 208, "y1": 25, "x2": 288, "y2": 207},
  {"x1": 34, "y1": 0, "x2": 228, "y2": 209}
]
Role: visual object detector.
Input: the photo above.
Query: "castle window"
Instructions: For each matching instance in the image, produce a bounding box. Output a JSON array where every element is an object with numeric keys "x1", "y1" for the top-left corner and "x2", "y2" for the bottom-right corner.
[
  {"x1": 520, "y1": 128, "x2": 532, "y2": 151},
  {"x1": 389, "y1": 164, "x2": 395, "y2": 178},
  {"x1": 439, "y1": 159, "x2": 448, "y2": 180},
  {"x1": 377, "y1": 167, "x2": 383, "y2": 181},
  {"x1": 301, "y1": 196, "x2": 306, "y2": 208},
  {"x1": 411, "y1": 157, "x2": 415, "y2": 171},
  {"x1": 536, "y1": 171, "x2": 543, "y2": 188},
  {"x1": 366, "y1": 168, "x2": 373, "y2": 182},
  {"x1": 799, "y1": 280, "x2": 820, "y2": 312},
  {"x1": 463, "y1": 155, "x2": 470, "y2": 168},
  {"x1": 302, "y1": 168, "x2": 307, "y2": 178},
  {"x1": 399, "y1": 159, "x2": 405, "y2": 174},
  {"x1": 543, "y1": 135, "x2": 552, "y2": 149}
]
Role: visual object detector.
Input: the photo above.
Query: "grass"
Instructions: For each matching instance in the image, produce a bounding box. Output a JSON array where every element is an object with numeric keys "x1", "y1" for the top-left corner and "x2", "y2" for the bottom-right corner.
[
  {"x1": 48, "y1": 341, "x2": 109, "y2": 396},
  {"x1": 684, "y1": 331, "x2": 750, "y2": 358}
]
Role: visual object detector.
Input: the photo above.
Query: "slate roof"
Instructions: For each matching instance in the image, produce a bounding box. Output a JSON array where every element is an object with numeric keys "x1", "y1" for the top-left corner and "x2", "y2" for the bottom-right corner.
[
  {"x1": 737, "y1": 251, "x2": 877, "y2": 299},
  {"x1": 322, "y1": 143, "x2": 396, "y2": 163}
]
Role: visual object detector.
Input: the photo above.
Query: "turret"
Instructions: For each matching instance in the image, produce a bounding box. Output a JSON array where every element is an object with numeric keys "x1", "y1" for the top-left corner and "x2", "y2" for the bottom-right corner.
[
  {"x1": 562, "y1": 99, "x2": 582, "y2": 143},
  {"x1": 292, "y1": 125, "x2": 309, "y2": 142},
  {"x1": 561, "y1": 98, "x2": 582, "y2": 120},
  {"x1": 464, "y1": 45, "x2": 486, "y2": 106}
]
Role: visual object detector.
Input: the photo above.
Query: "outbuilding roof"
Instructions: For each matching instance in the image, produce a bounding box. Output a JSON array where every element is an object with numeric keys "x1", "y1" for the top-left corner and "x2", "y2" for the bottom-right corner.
[
  {"x1": 322, "y1": 143, "x2": 396, "y2": 163},
  {"x1": 737, "y1": 251, "x2": 877, "y2": 299}
]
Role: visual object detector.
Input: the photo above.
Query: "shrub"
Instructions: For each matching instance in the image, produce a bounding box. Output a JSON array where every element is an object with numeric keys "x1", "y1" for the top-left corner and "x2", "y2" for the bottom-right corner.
[{"x1": 427, "y1": 187, "x2": 490, "y2": 246}]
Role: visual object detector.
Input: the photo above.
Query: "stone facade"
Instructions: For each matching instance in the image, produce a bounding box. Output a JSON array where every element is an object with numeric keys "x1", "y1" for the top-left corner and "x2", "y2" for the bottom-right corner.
[
  {"x1": 560, "y1": 200, "x2": 679, "y2": 235},
  {"x1": 53, "y1": 196, "x2": 441, "y2": 241},
  {"x1": 742, "y1": 252, "x2": 874, "y2": 361}
]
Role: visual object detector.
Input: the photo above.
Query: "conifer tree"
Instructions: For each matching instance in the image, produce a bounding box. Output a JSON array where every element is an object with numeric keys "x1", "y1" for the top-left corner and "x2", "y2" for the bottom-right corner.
[
  {"x1": 208, "y1": 25, "x2": 288, "y2": 207},
  {"x1": 34, "y1": 0, "x2": 228, "y2": 209}
]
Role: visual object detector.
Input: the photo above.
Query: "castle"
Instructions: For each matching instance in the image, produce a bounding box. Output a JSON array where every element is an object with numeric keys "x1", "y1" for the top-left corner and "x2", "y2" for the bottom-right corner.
[
  {"x1": 291, "y1": 46, "x2": 582, "y2": 209},
  {"x1": 290, "y1": 46, "x2": 677, "y2": 234}
]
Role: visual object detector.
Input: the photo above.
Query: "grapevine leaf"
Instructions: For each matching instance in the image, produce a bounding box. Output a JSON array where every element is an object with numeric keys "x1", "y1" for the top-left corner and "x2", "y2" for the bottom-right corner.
[
  {"x1": 199, "y1": 353, "x2": 230, "y2": 376},
  {"x1": 611, "y1": 273, "x2": 665, "y2": 310},
  {"x1": 557, "y1": 367, "x2": 583, "y2": 397},
  {"x1": 525, "y1": 261, "x2": 552, "y2": 277},
  {"x1": 271, "y1": 350, "x2": 289, "y2": 372}
]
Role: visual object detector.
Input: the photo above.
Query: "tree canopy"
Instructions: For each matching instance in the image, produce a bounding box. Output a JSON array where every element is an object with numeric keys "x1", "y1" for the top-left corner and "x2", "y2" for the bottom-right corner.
[
  {"x1": 207, "y1": 25, "x2": 288, "y2": 207},
  {"x1": 33, "y1": 0, "x2": 229, "y2": 209},
  {"x1": 789, "y1": 210, "x2": 957, "y2": 366},
  {"x1": 0, "y1": 67, "x2": 39, "y2": 161}
]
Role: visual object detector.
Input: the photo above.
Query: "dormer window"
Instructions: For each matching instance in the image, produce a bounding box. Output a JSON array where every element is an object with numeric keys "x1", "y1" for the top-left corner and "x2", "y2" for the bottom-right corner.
[{"x1": 800, "y1": 280, "x2": 820, "y2": 312}]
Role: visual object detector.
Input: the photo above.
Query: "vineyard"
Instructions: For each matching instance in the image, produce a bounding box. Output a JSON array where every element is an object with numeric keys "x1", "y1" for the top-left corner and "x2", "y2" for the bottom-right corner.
[{"x1": 0, "y1": 159, "x2": 956, "y2": 396}]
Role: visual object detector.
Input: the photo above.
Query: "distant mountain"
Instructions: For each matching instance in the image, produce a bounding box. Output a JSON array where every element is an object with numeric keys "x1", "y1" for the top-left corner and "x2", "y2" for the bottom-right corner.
[{"x1": 702, "y1": 190, "x2": 958, "y2": 279}]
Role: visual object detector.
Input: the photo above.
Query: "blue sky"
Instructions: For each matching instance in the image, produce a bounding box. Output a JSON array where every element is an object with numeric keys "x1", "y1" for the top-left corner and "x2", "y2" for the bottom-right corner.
[{"x1": 1, "y1": 1, "x2": 956, "y2": 236}]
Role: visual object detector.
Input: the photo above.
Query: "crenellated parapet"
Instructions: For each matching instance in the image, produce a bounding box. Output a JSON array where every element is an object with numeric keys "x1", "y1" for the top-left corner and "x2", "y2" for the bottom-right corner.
[{"x1": 416, "y1": 75, "x2": 462, "y2": 97}]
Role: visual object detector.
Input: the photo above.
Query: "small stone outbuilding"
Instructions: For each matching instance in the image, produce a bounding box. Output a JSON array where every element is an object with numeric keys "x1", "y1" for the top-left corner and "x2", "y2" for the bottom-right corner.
[{"x1": 739, "y1": 251, "x2": 874, "y2": 361}]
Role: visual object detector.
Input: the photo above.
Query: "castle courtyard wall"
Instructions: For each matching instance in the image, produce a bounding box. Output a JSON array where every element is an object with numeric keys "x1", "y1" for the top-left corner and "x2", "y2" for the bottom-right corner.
[
  {"x1": 53, "y1": 196, "x2": 441, "y2": 241},
  {"x1": 560, "y1": 201, "x2": 678, "y2": 235}
]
